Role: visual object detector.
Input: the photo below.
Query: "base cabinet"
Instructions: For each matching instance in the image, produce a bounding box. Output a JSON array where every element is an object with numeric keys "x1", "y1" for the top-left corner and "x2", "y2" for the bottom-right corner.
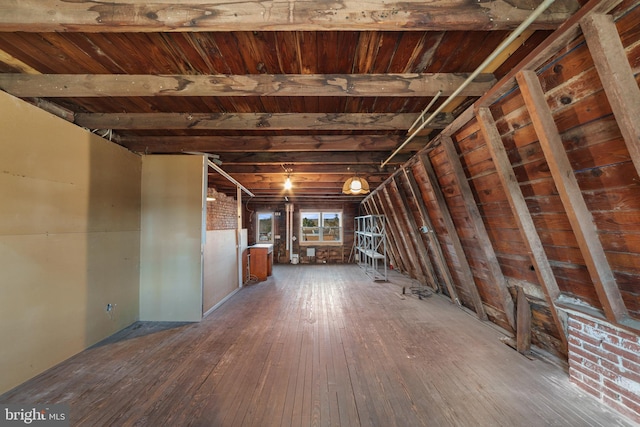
[{"x1": 249, "y1": 244, "x2": 274, "y2": 282}]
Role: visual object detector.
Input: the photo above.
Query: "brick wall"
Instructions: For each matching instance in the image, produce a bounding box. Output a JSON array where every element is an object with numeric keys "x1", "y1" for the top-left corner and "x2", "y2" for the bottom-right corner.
[
  {"x1": 568, "y1": 312, "x2": 640, "y2": 423},
  {"x1": 206, "y1": 189, "x2": 237, "y2": 230}
]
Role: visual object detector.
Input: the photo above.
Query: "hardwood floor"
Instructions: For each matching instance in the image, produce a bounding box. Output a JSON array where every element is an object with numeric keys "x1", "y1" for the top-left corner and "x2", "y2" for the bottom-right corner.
[{"x1": 1, "y1": 264, "x2": 636, "y2": 426}]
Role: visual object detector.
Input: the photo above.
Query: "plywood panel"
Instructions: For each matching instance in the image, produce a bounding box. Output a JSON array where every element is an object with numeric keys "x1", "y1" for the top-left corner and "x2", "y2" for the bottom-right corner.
[
  {"x1": 203, "y1": 229, "x2": 239, "y2": 313},
  {"x1": 0, "y1": 90, "x2": 141, "y2": 394},
  {"x1": 139, "y1": 155, "x2": 205, "y2": 322}
]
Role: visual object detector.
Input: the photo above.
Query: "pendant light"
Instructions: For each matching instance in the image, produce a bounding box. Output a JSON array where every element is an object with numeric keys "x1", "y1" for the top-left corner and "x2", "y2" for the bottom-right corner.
[{"x1": 342, "y1": 175, "x2": 370, "y2": 195}]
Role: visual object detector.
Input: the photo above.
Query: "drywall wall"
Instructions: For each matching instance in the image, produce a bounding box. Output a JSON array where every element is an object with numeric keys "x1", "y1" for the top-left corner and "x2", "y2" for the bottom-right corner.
[
  {"x1": 203, "y1": 229, "x2": 239, "y2": 313},
  {"x1": 0, "y1": 91, "x2": 141, "y2": 394},
  {"x1": 139, "y1": 155, "x2": 205, "y2": 322}
]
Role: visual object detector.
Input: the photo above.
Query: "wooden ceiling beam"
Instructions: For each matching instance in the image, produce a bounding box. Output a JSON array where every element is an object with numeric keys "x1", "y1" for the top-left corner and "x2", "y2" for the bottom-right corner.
[
  {"x1": 0, "y1": 1, "x2": 578, "y2": 32},
  {"x1": 219, "y1": 164, "x2": 388, "y2": 174},
  {"x1": 0, "y1": 73, "x2": 496, "y2": 98},
  {"x1": 117, "y1": 134, "x2": 414, "y2": 153},
  {"x1": 217, "y1": 151, "x2": 411, "y2": 164},
  {"x1": 75, "y1": 112, "x2": 452, "y2": 130},
  {"x1": 209, "y1": 174, "x2": 386, "y2": 185}
]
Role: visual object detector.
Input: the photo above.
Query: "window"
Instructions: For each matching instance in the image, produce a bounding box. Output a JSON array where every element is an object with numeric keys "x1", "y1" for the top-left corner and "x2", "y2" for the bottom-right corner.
[
  {"x1": 300, "y1": 211, "x2": 342, "y2": 244},
  {"x1": 257, "y1": 212, "x2": 274, "y2": 243}
]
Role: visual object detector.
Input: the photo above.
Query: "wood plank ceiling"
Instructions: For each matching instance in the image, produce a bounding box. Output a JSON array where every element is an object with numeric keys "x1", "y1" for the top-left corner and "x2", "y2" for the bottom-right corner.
[{"x1": 0, "y1": 0, "x2": 581, "y2": 203}]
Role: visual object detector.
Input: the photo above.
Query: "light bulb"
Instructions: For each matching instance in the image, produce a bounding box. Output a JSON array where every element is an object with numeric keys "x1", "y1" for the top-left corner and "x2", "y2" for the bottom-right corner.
[
  {"x1": 284, "y1": 176, "x2": 292, "y2": 190},
  {"x1": 350, "y1": 178, "x2": 362, "y2": 192}
]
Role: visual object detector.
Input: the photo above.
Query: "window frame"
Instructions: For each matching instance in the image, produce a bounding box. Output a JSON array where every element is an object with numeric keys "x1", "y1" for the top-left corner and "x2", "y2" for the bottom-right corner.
[
  {"x1": 256, "y1": 211, "x2": 275, "y2": 244},
  {"x1": 300, "y1": 210, "x2": 343, "y2": 245}
]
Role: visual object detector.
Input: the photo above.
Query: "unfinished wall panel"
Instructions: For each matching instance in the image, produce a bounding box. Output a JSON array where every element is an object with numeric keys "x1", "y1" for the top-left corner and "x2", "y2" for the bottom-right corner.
[
  {"x1": 0, "y1": 90, "x2": 141, "y2": 394},
  {"x1": 396, "y1": 172, "x2": 446, "y2": 292},
  {"x1": 426, "y1": 143, "x2": 499, "y2": 323},
  {"x1": 516, "y1": 5, "x2": 640, "y2": 324},
  {"x1": 410, "y1": 160, "x2": 474, "y2": 311},
  {"x1": 491, "y1": 90, "x2": 600, "y2": 311},
  {"x1": 454, "y1": 117, "x2": 568, "y2": 354}
]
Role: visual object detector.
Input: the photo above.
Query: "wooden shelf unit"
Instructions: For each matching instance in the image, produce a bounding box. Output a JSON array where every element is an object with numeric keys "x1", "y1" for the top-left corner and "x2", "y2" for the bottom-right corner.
[{"x1": 354, "y1": 215, "x2": 388, "y2": 281}]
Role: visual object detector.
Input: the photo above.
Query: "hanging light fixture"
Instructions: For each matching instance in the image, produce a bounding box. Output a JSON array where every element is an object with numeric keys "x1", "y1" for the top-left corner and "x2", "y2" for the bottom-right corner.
[
  {"x1": 283, "y1": 165, "x2": 293, "y2": 190},
  {"x1": 342, "y1": 175, "x2": 370, "y2": 195}
]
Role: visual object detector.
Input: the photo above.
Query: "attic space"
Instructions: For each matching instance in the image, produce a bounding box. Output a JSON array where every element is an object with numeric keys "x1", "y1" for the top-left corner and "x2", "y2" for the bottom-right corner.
[{"x1": 1, "y1": 0, "x2": 639, "y2": 425}]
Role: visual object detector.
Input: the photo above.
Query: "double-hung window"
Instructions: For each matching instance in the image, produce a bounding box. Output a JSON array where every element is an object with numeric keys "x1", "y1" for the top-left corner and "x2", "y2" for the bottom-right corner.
[
  {"x1": 300, "y1": 211, "x2": 342, "y2": 244},
  {"x1": 257, "y1": 212, "x2": 274, "y2": 243}
]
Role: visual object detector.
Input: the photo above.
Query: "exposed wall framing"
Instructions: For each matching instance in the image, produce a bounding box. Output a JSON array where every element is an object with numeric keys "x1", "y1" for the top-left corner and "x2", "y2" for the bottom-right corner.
[{"x1": 364, "y1": 0, "x2": 640, "y2": 361}]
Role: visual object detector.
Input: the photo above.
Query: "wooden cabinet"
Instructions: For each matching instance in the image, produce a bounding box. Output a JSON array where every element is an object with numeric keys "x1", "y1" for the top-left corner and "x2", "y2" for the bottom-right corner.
[{"x1": 249, "y1": 244, "x2": 273, "y2": 282}]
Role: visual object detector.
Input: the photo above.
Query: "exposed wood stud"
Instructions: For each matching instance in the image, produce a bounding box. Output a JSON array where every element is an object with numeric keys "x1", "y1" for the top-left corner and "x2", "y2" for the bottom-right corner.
[
  {"x1": 382, "y1": 187, "x2": 424, "y2": 282},
  {"x1": 478, "y1": 0, "x2": 624, "y2": 108},
  {"x1": 391, "y1": 176, "x2": 438, "y2": 291},
  {"x1": 371, "y1": 193, "x2": 406, "y2": 274},
  {"x1": 403, "y1": 168, "x2": 460, "y2": 306},
  {"x1": 0, "y1": 73, "x2": 496, "y2": 98},
  {"x1": 580, "y1": 14, "x2": 640, "y2": 179},
  {"x1": 516, "y1": 70, "x2": 629, "y2": 323},
  {"x1": 418, "y1": 152, "x2": 488, "y2": 321},
  {"x1": 476, "y1": 106, "x2": 567, "y2": 350},
  {"x1": 441, "y1": 135, "x2": 516, "y2": 330}
]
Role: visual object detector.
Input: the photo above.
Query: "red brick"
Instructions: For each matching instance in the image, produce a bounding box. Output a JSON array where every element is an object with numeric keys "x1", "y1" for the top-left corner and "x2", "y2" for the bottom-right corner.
[
  {"x1": 602, "y1": 395, "x2": 640, "y2": 424},
  {"x1": 572, "y1": 343, "x2": 602, "y2": 362},
  {"x1": 603, "y1": 342, "x2": 640, "y2": 365},
  {"x1": 622, "y1": 358, "x2": 640, "y2": 375},
  {"x1": 619, "y1": 395, "x2": 640, "y2": 421},
  {"x1": 583, "y1": 342, "x2": 621, "y2": 365},
  {"x1": 576, "y1": 331, "x2": 609, "y2": 349},
  {"x1": 573, "y1": 316, "x2": 598, "y2": 328},
  {"x1": 569, "y1": 347, "x2": 600, "y2": 366},
  {"x1": 570, "y1": 362, "x2": 601, "y2": 382},
  {"x1": 568, "y1": 335, "x2": 583, "y2": 349},
  {"x1": 620, "y1": 339, "x2": 640, "y2": 355},
  {"x1": 568, "y1": 318, "x2": 583, "y2": 331},
  {"x1": 603, "y1": 378, "x2": 640, "y2": 403},
  {"x1": 571, "y1": 375, "x2": 602, "y2": 397},
  {"x1": 601, "y1": 359, "x2": 640, "y2": 384},
  {"x1": 616, "y1": 329, "x2": 640, "y2": 344}
]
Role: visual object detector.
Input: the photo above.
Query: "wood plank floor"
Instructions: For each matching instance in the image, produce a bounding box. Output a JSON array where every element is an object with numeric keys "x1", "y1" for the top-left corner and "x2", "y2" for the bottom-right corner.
[{"x1": 1, "y1": 265, "x2": 637, "y2": 426}]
